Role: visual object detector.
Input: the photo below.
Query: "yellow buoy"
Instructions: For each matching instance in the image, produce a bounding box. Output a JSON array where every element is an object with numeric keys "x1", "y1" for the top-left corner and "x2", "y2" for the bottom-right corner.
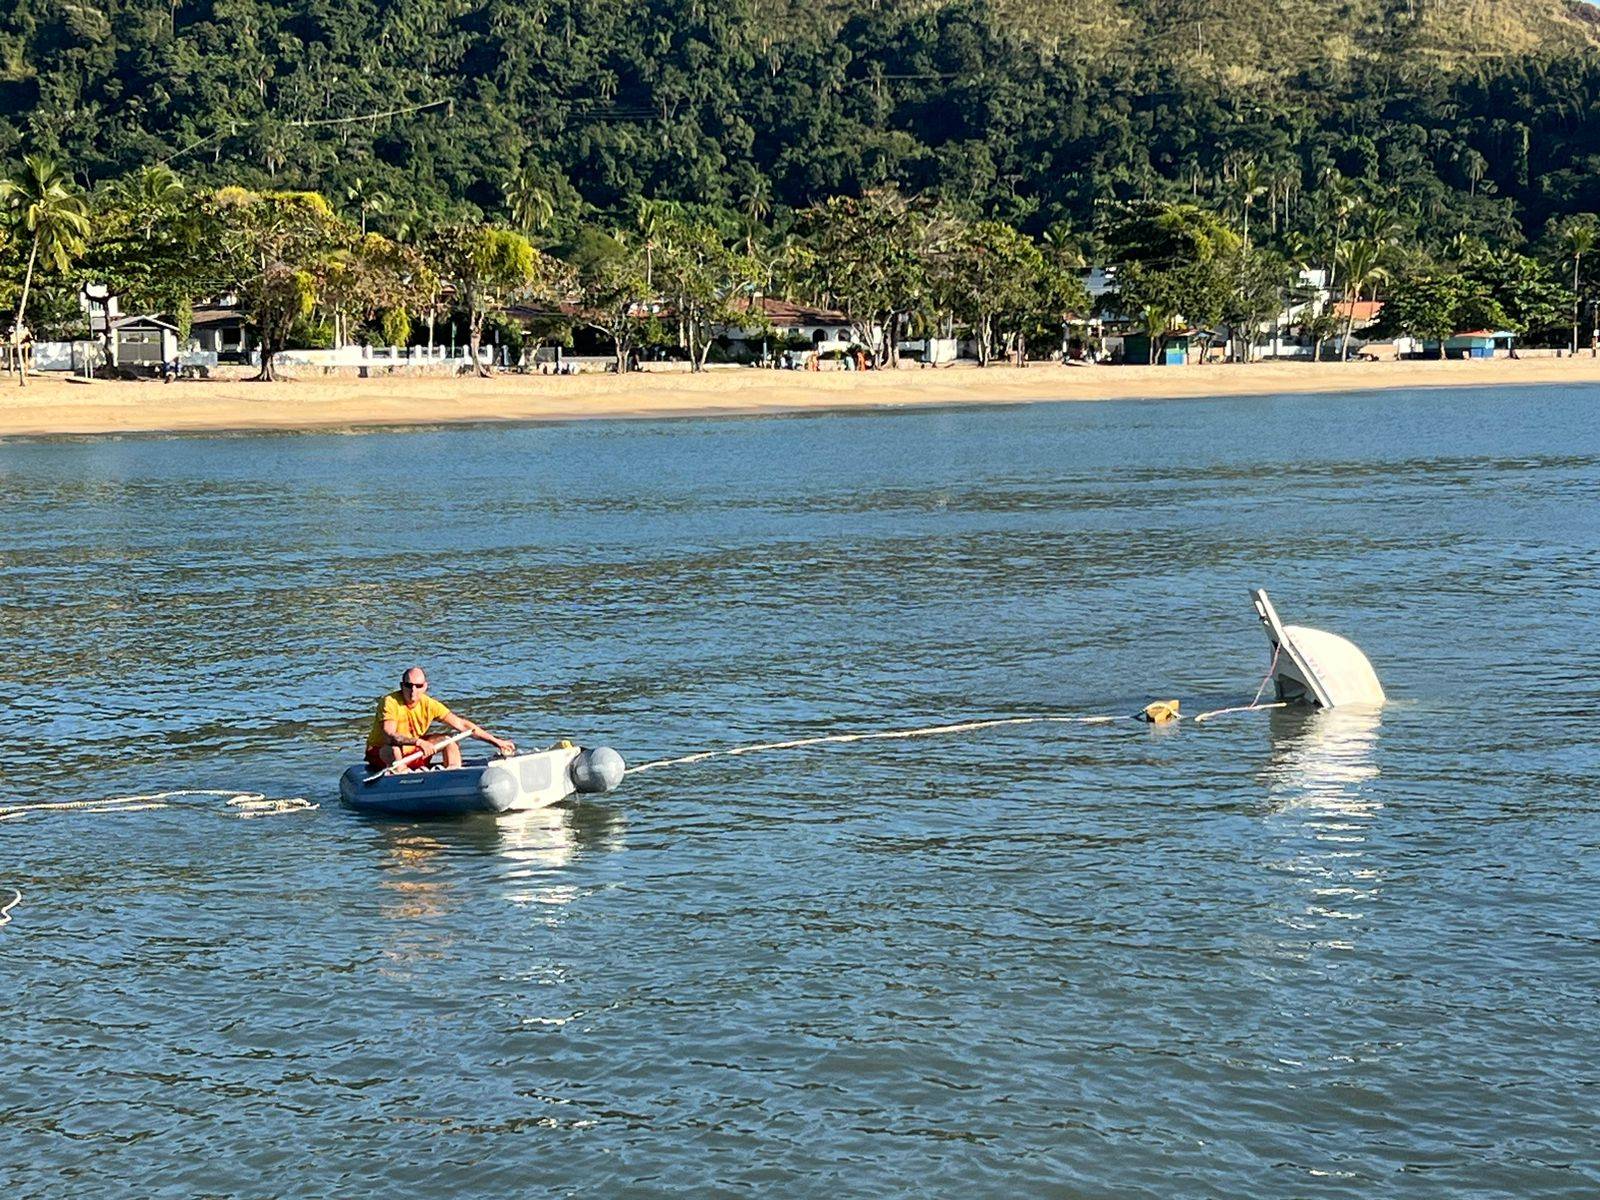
[{"x1": 1139, "y1": 699, "x2": 1181, "y2": 724}]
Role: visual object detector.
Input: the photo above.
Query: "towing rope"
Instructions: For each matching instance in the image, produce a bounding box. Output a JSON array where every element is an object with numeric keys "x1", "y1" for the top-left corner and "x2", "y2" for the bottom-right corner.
[
  {"x1": 627, "y1": 714, "x2": 1127, "y2": 774},
  {"x1": 626, "y1": 694, "x2": 1293, "y2": 776},
  {"x1": 0, "y1": 888, "x2": 18, "y2": 928},
  {"x1": 0, "y1": 789, "x2": 316, "y2": 823}
]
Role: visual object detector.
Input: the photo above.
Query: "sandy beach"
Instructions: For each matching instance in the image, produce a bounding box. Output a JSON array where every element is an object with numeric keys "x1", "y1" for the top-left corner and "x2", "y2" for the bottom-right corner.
[{"x1": 2, "y1": 356, "x2": 1598, "y2": 438}]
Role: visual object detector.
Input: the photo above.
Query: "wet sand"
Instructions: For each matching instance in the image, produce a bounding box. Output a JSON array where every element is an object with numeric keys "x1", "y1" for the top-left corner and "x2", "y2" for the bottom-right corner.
[{"x1": 3, "y1": 357, "x2": 1598, "y2": 437}]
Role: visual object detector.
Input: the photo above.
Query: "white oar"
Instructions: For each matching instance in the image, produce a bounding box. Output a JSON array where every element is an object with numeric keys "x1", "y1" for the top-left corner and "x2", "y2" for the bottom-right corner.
[{"x1": 364, "y1": 728, "x2": 475, "y2": 784}]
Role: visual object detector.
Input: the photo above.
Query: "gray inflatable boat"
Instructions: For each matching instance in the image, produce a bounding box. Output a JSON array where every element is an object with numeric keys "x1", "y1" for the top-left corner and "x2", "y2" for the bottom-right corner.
[{"x1": 339, "y1": 743, "x2": 625, "y2": 818}]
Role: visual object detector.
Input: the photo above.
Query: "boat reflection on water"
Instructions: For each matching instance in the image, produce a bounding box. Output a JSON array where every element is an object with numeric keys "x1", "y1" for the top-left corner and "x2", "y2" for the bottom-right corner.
[
  {"x1": 1259, "y1": 704, "x2": 1384, "y2": 946},
  {"x1": 369, "y1": 801, "x2": 627, "y2": 921},
  {"x1": 495, "y1": 802, "x2": 627, "y2": 911}
]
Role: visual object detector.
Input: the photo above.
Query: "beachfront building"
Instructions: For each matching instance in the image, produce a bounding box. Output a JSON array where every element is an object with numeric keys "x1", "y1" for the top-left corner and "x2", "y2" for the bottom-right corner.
[
  {"x1": 110, "y1": 315, "x2": 179, "y2": 370},
  {"x1": 190, "y1": 302, "x2": 253, "y2": 361},
  {"x1": 1425, "y1": 330, "x2": 1516, "y2": 359},
  {"x1": 1122, "y1": 330, "x2": 1194, "y2": 365},
  {"x1": 716, "y1": 297, "x2": 879, "y2": 361}
]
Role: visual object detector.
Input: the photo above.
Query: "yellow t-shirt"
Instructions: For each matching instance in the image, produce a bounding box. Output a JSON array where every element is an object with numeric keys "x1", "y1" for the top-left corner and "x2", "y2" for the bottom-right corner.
[{"x1": 366, "y1": 691, "x2": 455, "y2": 750}]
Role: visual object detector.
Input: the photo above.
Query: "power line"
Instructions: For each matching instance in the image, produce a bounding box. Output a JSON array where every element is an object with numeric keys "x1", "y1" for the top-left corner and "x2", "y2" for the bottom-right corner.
[
  {"x1": 288, "y1": 98, "x2": 450, "y2": 128},
  {"x1": 159, "y1": 98, "x2": 451, "y2": 166}
]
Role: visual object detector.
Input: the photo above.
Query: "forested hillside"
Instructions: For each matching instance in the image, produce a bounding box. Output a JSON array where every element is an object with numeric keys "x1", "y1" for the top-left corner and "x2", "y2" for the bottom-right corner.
[{"x1": 4, "y1": 0, "x2": 1600, "y2": 244}]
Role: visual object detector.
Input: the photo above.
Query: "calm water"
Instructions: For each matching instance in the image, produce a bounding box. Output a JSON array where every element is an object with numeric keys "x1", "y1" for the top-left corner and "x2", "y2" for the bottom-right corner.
[{"x1": 3, "y1": 386, "x2": 1598, "y2": 1197}]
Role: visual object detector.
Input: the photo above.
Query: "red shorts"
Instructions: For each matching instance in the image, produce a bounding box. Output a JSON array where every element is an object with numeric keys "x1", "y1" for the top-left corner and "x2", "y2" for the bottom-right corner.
[{"x1": 365, "y1": 744, "x2": 440, "y2": 771}]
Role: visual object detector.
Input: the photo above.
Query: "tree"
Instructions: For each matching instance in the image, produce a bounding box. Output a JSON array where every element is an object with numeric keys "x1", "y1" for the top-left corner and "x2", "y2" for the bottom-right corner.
[
  {"x1": 122, "y1": 165, "x2": 185, "y2": 240},
  {"x1": 0, "y1": 155, "x2": 91, "y2": 386},
  {"x1": 1459, "y1": 248, "x2": 1572, "y2": 344},
  {"x1": 208, "y1": 188, "x2": 353, "y2": 381},
  {"x1": 344, "y1": 177, "x2": 388, "y2": 237},
  {"x1": 1236, "y1": 161, "x2": 1266, "y2": 253},
  {"x1": 632, "y1": 198, "x2": 681, "y2": 293},
  {"x1": 1299, "y1": 305, "x2": 1344, "y2": 363},
  {"x1": 1374, "y1": 270, "x2": 1507, "y2": 355},
  {"x1": 568, "y1": 229, "x2": 651, "y2": 374},
  {"x1": 653, "y1": 215, "x2": 761, "y2": 371},
  {"x1": 798, "y1": 188, "x2": 938, "y2": 366},
  {"x1": 320, "y1": 234, "x2": 435, "y2": 348},
  {"x1": 82, "y1": 170, "x2": 207, "y2": 362},
  {"x1": 1225, "y1": 248, "x2": 1291, "y2": 363},
  {"x1": 1139, "y1": 299, "x2": 1179, "y2": 365},
  {"x1": 1335, "y1": 238, "x2": 1388, "y2": 361},
  {"x1": 429, "y1": 226, "x2": 539, "y2": 376},
  {"x1": 505, "y1": 167, "x2": 556, "y2": 237},
  {"x1": 739, "y1": 181, "x2": 772, "y2": 256},
  {"x1": 1102, "y1": 203, "x2": 1237, "y2": 362},
  {"x1": 1556, "y1": 216, "x2": 1598, "y2": 352},
  {"x1": 936, "y1": 220, "x2": 1085, "y2": 366}
]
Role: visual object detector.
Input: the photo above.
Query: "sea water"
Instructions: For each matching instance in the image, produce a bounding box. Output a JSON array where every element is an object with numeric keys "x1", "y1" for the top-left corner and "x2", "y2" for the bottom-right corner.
[{"x1": 2, "y1": 385, "x2": 1597, "y2": 1196}]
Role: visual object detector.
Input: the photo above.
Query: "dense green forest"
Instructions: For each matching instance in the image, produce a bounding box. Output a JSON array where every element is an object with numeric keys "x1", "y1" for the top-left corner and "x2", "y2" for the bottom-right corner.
[
  {"x1": 5, "y1": 0, "x2": 1600, "y2": 238},
  {"x1": 3, "y1": 0, "x2": 1600, "y2": 365}
]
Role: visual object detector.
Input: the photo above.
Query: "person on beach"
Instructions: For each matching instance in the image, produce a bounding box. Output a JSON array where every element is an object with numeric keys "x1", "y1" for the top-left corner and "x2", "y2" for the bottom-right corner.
[{"x1": 365, "y1": 667, "x2": 515, "y2": 772}]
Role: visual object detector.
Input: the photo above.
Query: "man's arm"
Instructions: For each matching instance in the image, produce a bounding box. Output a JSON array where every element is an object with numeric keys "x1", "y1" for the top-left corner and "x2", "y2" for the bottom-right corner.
[
  {"x1": 440, "y1": 711, "x2": 516, "y2": 756},
  {"x1": 382, "y1": 718, "x2": 422, "y2": 750}
]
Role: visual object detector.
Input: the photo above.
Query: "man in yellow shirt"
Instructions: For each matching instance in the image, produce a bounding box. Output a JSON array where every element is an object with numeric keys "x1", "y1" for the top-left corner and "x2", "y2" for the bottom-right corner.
[{"x1": 364, "y1": 667, "x2": 516, "y2": 772}]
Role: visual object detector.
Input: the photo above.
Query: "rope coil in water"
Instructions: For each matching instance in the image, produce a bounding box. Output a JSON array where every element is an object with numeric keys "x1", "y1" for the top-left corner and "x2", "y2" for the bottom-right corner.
[
  {"x1": 0, "y1": 888, "x2": 19, "y2": 928},
  {"x1": 0, "y1": 789, "x2": 316, "y2": 822}
]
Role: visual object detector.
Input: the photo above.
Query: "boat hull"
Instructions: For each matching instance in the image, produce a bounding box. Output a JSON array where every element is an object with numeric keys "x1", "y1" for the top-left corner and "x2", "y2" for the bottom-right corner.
[
  {"x1": 1250, "y1": 589, "x2": 1385, "y2": 708},
  {"x1": 339, "y1": 745, "x2": 585, "y2": 818}
]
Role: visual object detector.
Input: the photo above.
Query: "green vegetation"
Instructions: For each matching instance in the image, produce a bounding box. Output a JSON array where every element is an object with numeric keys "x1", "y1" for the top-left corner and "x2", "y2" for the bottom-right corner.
[{"x1": 3, "y1": 0, "x2": 1600, "y2": 365}]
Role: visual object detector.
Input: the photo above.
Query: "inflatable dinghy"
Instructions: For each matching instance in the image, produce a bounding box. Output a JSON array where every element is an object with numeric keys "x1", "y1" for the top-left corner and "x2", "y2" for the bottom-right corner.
[
  {"x1": 339, "y1": 743, "x2": 626, "y2": 818},
  {"x1": 1250, "y1": 588, "x2": 1385, "y2": 708}
]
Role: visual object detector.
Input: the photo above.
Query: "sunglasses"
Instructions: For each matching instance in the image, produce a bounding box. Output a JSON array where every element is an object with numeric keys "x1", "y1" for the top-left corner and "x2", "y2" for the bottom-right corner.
[{"x1": 401, "y1": 681, "x2": 428, "y2": 690}]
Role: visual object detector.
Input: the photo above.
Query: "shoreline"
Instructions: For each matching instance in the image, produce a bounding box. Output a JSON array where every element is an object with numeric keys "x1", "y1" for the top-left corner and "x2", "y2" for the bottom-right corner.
[{"x1": 2, "y1": 357, "x2": 1598, "y2": 439}]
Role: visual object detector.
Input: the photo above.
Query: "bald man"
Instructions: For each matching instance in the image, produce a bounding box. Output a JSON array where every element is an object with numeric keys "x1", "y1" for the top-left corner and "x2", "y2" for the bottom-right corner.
[{"x1": 364, "y1": 666, "x2": 516, "y2": 772}]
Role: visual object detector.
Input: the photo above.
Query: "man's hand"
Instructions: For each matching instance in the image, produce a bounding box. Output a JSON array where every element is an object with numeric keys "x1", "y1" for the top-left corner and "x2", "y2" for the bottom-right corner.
[
  {"x1": 494, "y1": 738, "x2": 516, "y2": 757},
  {"x1": 413, "y1": 738, "x2": 437, "y2": 759}
]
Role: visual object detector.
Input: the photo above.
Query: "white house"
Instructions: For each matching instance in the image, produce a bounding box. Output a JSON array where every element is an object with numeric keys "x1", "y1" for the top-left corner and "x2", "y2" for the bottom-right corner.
[{"x1": 716, "y1": 297, "x2": 881, "y2": 358}]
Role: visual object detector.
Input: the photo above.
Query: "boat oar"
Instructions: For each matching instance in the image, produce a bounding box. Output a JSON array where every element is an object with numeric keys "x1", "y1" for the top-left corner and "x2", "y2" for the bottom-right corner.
[{"x1": 364, "y1": 728, "x2": 475, "y2": 785}]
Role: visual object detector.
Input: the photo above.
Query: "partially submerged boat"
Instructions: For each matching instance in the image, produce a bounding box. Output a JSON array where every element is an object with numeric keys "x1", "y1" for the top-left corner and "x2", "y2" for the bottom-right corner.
[
  {"x1": 339, "y1": 743, "x2": 626, "y2": 818},
  {"x1": 1250, "y1": 588, "x2": 1385, "y2": 708}
]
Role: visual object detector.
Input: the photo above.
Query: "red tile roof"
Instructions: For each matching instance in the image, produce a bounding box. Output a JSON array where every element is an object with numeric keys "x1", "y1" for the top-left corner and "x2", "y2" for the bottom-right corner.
[{"x1": 1332, "y1": 299, "x2": 1384, "y2": 323}]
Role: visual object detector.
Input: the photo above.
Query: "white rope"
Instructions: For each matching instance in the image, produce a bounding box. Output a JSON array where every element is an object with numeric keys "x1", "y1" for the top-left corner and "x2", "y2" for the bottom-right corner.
[
  {"x1": 0, "y1": 888, "x2": 18, "y2": 928},
  {"x1": 1191, "y1": 700, "x2": 1290, "y2": 724},
  {"x1": 627, "y1": 714, "x2": 1126, "y2": 774},
  {"x1": 1185, "y1": 644, "x2": 1291, "y2": 723},
  {"x1": 1251, "y1": 642, "x2": 1283, "y2": 708},
  {"x1": 0, "y1": 789, "x2": 316, "y2": 822}
]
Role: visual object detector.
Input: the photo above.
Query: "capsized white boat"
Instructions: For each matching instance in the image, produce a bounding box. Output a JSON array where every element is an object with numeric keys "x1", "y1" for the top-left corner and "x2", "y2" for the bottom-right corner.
[{"x1": 1250, "y1": 588, "x2": 1385, "y2": 708}]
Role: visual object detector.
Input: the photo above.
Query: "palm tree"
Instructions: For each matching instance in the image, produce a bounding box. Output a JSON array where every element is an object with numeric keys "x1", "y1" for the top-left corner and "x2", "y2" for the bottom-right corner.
[
  {"x1": 1558, "y1": 217, "x2": 1596, "y2": 353},
  {"x1": 1278, "y1": 231, "x2": 1317, "y2": 355},
  {"x1": 1461, "y1": 148, "x2": 1488, "y2": 199},
  {"x1": 1335, "y1": 238, "x2": 1388, "y2": 362},
  {"x1": 1042, "y1": 222, "x2": 1087, "y2": 269},
  {"x1": 1237, "y1": 161, "x2": 1266, "y2": 252},
  {"x1": 345, "y1": 176, "x2": 388, "y2": 236},
  {"x1": 1443, "y1": 230, "x2": 1476, "y2": 265},
  {"x1": 0, "y1": 155, "x2": 91, "y2": 387},
  {"x1": 633, "y1": 198, "x2": 679, "y2": 293},
  {"x1": 1141, "y1": 302, "x2": 1177, "y2": 364},
  {"x1": 504, "y1": 167, "x2": 555, "y2": 237},
  {"x1": 126, "y1": 164, "x2": 184, "y2": 238},
  {"x1": 739, "y1": 180, "x2": 771, "y2": 255}
]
